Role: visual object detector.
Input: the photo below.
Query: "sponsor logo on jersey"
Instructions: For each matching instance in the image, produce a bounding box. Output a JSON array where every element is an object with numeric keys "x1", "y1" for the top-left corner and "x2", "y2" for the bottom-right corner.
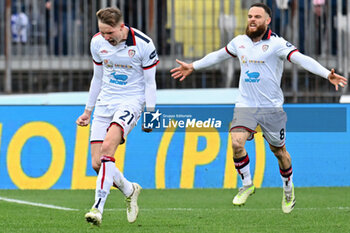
[
  {"x1": 104, "y1": 59, "x2": 114, "y2": 68},
  {"x1": 248, "y1": 60, "x2": 265, "y2": 64},
  {"x1": 104, "y1": 59, "x2": 133, "y2": 70},
  {"x1": 149, "y1": 50, "x2": 157, "y2": 59},
  {"x1": 262, "y1": 44, "x2": 269, "y2": 52},
  {"x1": 244, "y1": 70, "x2": 261, "y2": 83},
  {"x1": 114, "y1": 64, "x2": 133, "y2": 69},
  {"x1": 110, "y1": 72, "x2": 128, "y2": 85},
  {"x1": 128, "y1": 49, "x2": 135, "y2": 58},
  {"x1": 241, "y1": 56, "x2": 264, "y2": 65},
  {"x1": 100, "y1": 49, "x2": 109, "y2": 54},
  {"x1": 241, "y1": 56, "x2": 248, "y2": 64},
  {"x1": 239, "y1": 45, "x2": 245, "y2": 49}
]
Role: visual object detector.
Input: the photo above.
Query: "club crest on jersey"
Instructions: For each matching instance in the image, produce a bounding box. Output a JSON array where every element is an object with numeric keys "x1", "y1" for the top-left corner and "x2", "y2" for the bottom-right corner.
[
  {"x1": 128, "y1": 49, "x2": 136, "y2": 58},
  {"x1": 262, "y1": 45, "x2": 269, "y2": 52}
]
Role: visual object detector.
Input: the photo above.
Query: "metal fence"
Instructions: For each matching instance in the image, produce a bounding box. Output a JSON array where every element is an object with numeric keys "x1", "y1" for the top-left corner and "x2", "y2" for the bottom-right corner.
[{"x1": 0, "y1": 0, "x2": 349, "y2": 102}]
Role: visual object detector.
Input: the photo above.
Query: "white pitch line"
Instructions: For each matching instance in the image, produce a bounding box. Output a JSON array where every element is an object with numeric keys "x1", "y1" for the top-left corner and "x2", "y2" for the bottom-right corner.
[
  {"x1": 104, "y1": 208, "x2": 195, "y2": 212},
  {"x1": 104, "y1": 206, "x2": 350, "y2": 212},
  {"x1": 1, "y1": 196, "x2": 347, "y2": 213},
  {"x1": 0, "y1": 196, "x2": 78, "y2": 211}
]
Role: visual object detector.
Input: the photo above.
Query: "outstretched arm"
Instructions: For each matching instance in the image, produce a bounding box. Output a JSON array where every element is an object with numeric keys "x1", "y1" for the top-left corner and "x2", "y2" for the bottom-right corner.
[
  {"x1": 170, "y1": 47, "x2": 232, "y2": 81},
  {"x1": 290, "y1": 52, "x2": 347, "y2": 91},
  {"x1": 170, "y1": 59, "x2": 194, "y2": 81},
  {"x1": 327, "y1": 69, "x2": 347, "y2": 91}
]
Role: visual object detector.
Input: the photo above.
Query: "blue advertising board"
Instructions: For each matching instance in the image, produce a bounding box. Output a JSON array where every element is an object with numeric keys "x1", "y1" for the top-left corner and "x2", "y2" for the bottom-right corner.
[{"x1": 0, "y1": 104, "x2": 348, "y2": 189}]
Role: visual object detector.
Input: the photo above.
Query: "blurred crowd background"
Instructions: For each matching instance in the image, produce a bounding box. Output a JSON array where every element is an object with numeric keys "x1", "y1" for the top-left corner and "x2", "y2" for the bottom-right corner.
[{"x1": 0, "y1": 0, "x2": 349, "y2": 103}]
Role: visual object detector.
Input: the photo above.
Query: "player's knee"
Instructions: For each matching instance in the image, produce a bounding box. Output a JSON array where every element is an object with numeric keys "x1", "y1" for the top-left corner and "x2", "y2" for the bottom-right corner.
[
  {"x1": 91, "y1": 160, "x2": 101, "y2": 174},
  {"x1": 231, "y1": 139, "x2": 245, "y2": 156},
  {"x1": 100, "y1": 140, "x2": 112, "y2": 152},
  {"x1": 270, "y1": 145, "x2": 286, "y2": 159},
  {"x1": 90, "y1": 150, "x2": 101, "y2": 173}
]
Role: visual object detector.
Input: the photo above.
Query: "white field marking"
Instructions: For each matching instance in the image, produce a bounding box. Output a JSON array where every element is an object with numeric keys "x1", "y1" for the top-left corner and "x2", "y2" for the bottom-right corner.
[
  {"x1": 104, "y1": 206, "x2": 350, "y2": 212},
  {"x1": 0, "y1": 196, "x2": 78, "y2": 211},
  {"x1": 104, "y1": 208, "x2": 194, "y2": 212}
]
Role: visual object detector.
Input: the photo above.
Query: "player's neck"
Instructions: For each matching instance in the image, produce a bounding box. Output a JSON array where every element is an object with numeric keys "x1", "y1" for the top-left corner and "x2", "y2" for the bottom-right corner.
[
  {"x1": 122, "y1": 27, "x2": 129, "y2": 41},
  {"x1": 249, "y1": 28, "x2": 268, "y2": 43},
  {"x1": 116, "y1": 26, "x2": 129, "y2": 45},
  {"x1": 251, "y1": 31, "x2": 266, "y2": 42}
]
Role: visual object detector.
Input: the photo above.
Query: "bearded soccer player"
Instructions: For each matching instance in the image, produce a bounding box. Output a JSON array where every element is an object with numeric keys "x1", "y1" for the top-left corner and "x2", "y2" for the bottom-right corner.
[
  {"x1": 170, "y1": 3, "x2": 347, "y2": 213},
  {"x1": 76, "y1": 7, "x2": 159, "y2": 225}
]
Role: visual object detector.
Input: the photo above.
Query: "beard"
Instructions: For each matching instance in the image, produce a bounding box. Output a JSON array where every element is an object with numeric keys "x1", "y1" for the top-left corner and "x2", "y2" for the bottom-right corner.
[{"x1": 245, "y1": 24, "x2": 267, "y2": 40}]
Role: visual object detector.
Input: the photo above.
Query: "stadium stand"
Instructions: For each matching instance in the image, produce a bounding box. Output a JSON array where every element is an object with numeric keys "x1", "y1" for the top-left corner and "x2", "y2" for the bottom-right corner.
[{"x1": 0, "y1": 0, "x2": 349, "y2": 102}]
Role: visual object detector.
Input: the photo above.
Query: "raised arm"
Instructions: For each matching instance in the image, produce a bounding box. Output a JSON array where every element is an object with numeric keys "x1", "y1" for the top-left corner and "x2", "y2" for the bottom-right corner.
[{"x1": 290, "y1": 52, "x2": 347, "y2": 91}]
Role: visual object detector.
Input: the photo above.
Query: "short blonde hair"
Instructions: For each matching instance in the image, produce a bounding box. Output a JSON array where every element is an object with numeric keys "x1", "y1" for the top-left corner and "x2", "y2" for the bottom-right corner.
[{"x1": 96, "y1": 7, "x2": 123, "y2": 27}]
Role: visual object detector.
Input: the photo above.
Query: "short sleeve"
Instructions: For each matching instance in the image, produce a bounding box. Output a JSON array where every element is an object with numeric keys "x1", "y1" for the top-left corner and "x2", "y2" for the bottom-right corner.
[
  {"x1": 225, "y1": 37, "x2": 238, "y2": 57},
  {"x1": 142, "y1": 41, "x2": 159, "y2": 70},
  {"x1": 275, "y1": 38, "x2": 298, "y2": 62},
  {"x1": 90, "y1": 37, "x2": 102, "y2": 65}
]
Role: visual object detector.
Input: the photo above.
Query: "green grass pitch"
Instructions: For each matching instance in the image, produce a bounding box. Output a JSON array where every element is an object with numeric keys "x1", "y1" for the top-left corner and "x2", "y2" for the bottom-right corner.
[{"x1": 0, "y1": 188, "x2": 349, "y2": 233}]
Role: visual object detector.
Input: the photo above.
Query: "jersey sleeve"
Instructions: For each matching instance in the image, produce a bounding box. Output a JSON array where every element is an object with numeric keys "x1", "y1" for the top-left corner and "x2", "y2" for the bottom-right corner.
[
  {"x1": 225, "y1": 37, "x2": 238, "y2": 57},
  {"x1": 90, "y1": 37, "x2": 103, "y2": 65},
  {"x1": 142, "y1": 41, "x2": 159, "y2": 70},
  {"x1": 290, "y1": 51, "x2": 330, "y2": 79},
  {"x1": 275, "y1": 37, "x2": 298, "y2": 62},
  {"x1": 193, "y1": 48, "x2": 231, "y2": 70}
]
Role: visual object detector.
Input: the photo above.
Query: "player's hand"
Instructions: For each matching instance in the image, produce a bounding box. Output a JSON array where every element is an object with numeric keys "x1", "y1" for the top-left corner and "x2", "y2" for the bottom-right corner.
[
  {"x1": 170, "y1": 59, "x2": 194, "y2": 81},
  {"x1": 76, "y1": 110, "x2": 92, "y2": 126},
  {"x1": 142, "y1": 125, "x2": 153, "y2": 133},
  {"x1": 328, "y1": 69, "x2": 347, "y2": 91}
]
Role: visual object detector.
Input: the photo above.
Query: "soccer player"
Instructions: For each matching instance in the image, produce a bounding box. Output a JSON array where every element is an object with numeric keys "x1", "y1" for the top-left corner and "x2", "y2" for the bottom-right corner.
[
  {"x1": 76, "y1": 7, "x2": 159, "y2": 225},
  {"x1": 170, "y1": 3, "x2": 347, "y2": 213}
]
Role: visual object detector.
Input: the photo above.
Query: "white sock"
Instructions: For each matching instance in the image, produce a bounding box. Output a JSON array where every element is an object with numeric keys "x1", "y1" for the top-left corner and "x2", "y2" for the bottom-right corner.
[
  {"x1": 280, "y1": 166, "x2": 293, "y2": 192},
  {"x1": 113, "y1": 166, "x2": 134, "y2": 197},
  {"x1": 92, "y1": 156, "x2": 116, "y2": 214},
  {"x1": 234, "y1": 154, "x2": 252, "y2": 186}
]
